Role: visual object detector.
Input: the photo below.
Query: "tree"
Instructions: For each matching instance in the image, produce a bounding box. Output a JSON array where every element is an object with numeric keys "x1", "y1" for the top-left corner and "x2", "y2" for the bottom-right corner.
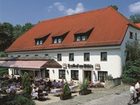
[
  {"x1": 13, "y1": 24, "x2": 23, "y2": 39},
  {"x1": 125, "y1": 41, "x2": 140, "y2": 61},
  {"x1": 122, "y1": 41, "x2": 140, "y2": 83},
  {"x1": 0, "y1": 32, "x2": 13, "y2": 51},
  {"x1": 110, "y1": 5, "x2": 118, "y2": 11},
  {"x1": 129, "y1": 14, "x2": 140, "y2": 23}
]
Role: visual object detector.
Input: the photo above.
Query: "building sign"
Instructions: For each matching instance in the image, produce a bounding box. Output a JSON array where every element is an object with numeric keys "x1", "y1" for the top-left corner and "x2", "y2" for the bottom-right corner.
[
  {"x1": 62, "y1": 63, "x2": 67, "y2": 69},
  {"x1": 68, "y1": 64, "x2": 93, "y2": 69},
  {"x1": 95, "y1": 64, "x2": 101, "y2": 70}
]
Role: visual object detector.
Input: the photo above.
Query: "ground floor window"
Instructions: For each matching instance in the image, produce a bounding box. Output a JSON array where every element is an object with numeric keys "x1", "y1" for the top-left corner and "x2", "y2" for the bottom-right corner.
[
  {"x1": 71, "y1": 70, "x2": 78, "y2": 80},
  {"x1": 98, "y1": 71, "x2": 107, "y2": 82},
  {"x1": 59, "y1": 69, "x2": 65, "y2": 79},
  {"x1": 45, "y1": 69, "x2": 49, "y2": 78},
  {"x1": 12, "y1": 69, "x2": 19, "y2": 75}
]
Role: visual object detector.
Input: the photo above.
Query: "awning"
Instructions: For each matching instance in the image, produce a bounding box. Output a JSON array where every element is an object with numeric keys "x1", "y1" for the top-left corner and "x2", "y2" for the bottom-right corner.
[{"x1": 0, "y1": 58, "x2": 62, "y2": 70}]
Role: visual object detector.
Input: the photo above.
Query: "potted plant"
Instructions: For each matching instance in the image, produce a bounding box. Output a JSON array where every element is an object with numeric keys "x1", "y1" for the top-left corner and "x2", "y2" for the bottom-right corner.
[
  {"x1": 21, "y1": 72, "x2": 32, "y2": 98},
  {"x1": 79, "y1": 78, "x2": 91, "y2": 95},
  {"x1": 60, "y1": 82, "x2": 71, "y2": 100}
]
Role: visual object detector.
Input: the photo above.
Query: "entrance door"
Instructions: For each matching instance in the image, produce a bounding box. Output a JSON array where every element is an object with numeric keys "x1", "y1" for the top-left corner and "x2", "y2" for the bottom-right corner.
[{"x1": 84, "y1": 71, "x2": 91, "y2": 81}]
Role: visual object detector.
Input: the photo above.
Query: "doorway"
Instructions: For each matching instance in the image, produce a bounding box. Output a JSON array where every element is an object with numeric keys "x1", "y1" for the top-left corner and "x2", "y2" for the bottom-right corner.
[{"x1": 84, "y1": 71, "x2": 92, "y2": 81}]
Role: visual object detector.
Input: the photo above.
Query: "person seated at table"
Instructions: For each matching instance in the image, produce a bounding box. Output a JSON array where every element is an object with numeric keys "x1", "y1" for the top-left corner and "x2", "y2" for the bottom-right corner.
[
  {"x1": 57, "y1": 81, "x2": 62, "y2": 88},
  {"x1": 69, "y1": 79, "x2": 74, "y2": 86},
  {"x1": 52, "y1": 80, "x2": 57, "y2": 88},
  {"x1": 47, "y1": 79, "x2": 52, "y2": 88}
]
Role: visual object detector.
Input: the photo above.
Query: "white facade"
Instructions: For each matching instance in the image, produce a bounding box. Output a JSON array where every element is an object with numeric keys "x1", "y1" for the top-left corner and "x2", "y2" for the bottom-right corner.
[{"x1": 7, "y1": 26, "x2": 140, "y2": 83}]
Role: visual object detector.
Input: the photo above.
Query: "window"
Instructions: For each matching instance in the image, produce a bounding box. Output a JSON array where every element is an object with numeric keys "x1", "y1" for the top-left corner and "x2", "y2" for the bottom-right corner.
[
  {"x1": 53, "y1": 37, "x2": 63, "y2": 44},
  {"x1": 75, "y1": 28, "x2": 93, "y2": 42},
  {"x1": 135, "y1": 33, "x2": 137, "y2": 40},
  {"x1": 69, "y1": 53, "x2": 74, "y2": 61},
  {"x1": 84, "y1": 53, "x2": 90, "y2": 61},
  {"x1": 59, "y1": 70, "x2": 65, "y2": 79},
  {"x1": 45, "y1": 69, "x2": 49, "y2": 78},
  {"x1": 57, "y1": 54, "x2": 62, "y2": 61},
  {"x1": 17, "y1": 55, "x2": 20, "y2": 57},
  {"x1": 98, "y1": 71, "x2": 107, "y2": 82},
  {"x1": 75, "y1": 35, "x2": 88, "y2": 41},
  {"x1": 52, "y1": 32, "x2": 68, "y2": 44},
  {"x1": 26, "y1": 55, "x2": 29, "y2": 57},
  {"x1": 36, "y1": 39, "x2": 43, "y2": 45},
  {"x1": 35, "y1": 54, "x2": 38, "y2": 56},
  {"x1": 71, "y1": 70, "x2": 78, "y2": 80},
  {"x1": 14, "y1": 70, "x2": 19, "y2": 75},
  {"x1": 101, "y1": 52, "x2": 107, "y2": 61},
  {"x1": 129, "y1": 32, "x2": 133, "y2": 39},
  {"x1": 45, "y1": 54, "x2": 48, "y2": 56},
  {"x1": 35, "y1": 34, "x2": 49, "y2": 45}
]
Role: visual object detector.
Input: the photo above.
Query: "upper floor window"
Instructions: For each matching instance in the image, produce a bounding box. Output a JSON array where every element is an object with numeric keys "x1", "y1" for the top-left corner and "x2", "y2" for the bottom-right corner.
[
  {"x1": 84, "y1": 53, "x2": 90, "y2": 61},
  {"x1": 101, "y1": 52, "x2": 107, "y2": 61},
  {"x1": 26, "y1": 55, "x2": 29, "y2": 57},
  {"x1": 35, "y1": 34, "x2": 49, "y2": 45},
  {"x1": 52, "y1": 32, "x2": 68, "y2": 44},
  {"x1": 45, "y1": 54, "x2": 48, "y2": 56},
  {"x1": 36, "y1": 40, "x2": 43, "y2": 45},
  {"x1": 69, "y1": 53, "x2": 74, "y2": 61},
  {"x1": 75, "y1": 28, "x2": 93, "y2": 42},
  {"x1": 57, "y1": 53, "x2": 62, "y2": 61},
  {"x1": 53, "y1": 37, "x2": 63, "y2": 44},
  {"x1": 129, "y1": 32, "x2": 133, "y2": 39}
]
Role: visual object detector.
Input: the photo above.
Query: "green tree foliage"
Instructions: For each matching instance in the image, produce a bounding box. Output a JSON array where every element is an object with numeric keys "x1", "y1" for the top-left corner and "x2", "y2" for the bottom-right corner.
[
  {"x1": 22, "y1": 72, "x2": 32, "y2": 98},
  {"x1": 129, "y1": 14, "x2": 140, "y2": 23},
  {"x1": 125, "y1": 41, "x2": 140, "y2": 61},
  {"x1": 0, "y1": 22, "x2": 34, "y2": 51},
  {"x1": 110, "y1": 5, "x2": 118, "y2": 11},
  {"x1": 122, "y1": 41, "x2": 140, "y2": 83},
  {"x1": 0, "y1": 32, "x2": 13, "y2": 51}
]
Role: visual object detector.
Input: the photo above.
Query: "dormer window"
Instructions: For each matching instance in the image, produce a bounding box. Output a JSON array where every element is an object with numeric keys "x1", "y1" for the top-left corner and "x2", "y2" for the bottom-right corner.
[
  {"x1": 36, "y1": 39, "x2": 43, "y2": 45},
  {"x1": 75, "y1": 28, "x2": 93, "y2": 42},
  {"x1": 35, "y1": 34, "x2": 50, "y2": 45},
  {"x1": 53, "y1": 37, "x2": 62, "y2": 44},
  {"x1": 52, "y1": 32, "x2": 68, "y2": 44}
]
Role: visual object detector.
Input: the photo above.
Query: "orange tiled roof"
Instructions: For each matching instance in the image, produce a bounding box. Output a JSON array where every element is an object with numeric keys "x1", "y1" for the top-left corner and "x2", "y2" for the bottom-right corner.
[
  {"x1": 136, "y1": 23, "x2": 140, "y2": 28},
  {"x1": 6, "y1": 6, "x2": 140, "y2": 52}
]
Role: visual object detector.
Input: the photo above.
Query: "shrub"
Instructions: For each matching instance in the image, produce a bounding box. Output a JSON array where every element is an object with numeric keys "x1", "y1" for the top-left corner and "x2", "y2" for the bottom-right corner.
[
  {"x1": 21, "y1": 72, "x2": 32, "y2": 98},
  {"x1": 122, "y1": 59, "x2": 140, "y2": 83},
  {"x1": 79, "y1": 78, "x2": 91, "y2": 95},
  {"x1": 60, "y1": 82, "x2": 71, "y2": 100},
  {"x1": 0, "y1": 95, "x2": 35, "y2": 105}
]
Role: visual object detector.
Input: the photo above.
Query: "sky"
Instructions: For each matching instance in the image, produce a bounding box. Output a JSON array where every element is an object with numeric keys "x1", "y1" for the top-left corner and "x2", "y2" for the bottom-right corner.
[{"x1": 0, "y1": 0, "x2": 140, "y2": 25}]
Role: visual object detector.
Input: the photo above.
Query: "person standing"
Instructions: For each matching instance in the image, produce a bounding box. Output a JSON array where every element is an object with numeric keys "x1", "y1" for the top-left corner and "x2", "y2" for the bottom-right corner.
[
  {"x1": 135, "y1": 81, "x2": 140, "y2": 103},
  {"x1": 128, "y1": 83, "x2": 137, "y2": 105}
]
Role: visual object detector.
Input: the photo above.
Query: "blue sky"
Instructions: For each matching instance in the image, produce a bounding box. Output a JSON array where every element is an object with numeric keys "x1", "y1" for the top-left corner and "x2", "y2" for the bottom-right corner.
[{"x1": 0, "y1": 0, "x2": 140, "y2": 25}]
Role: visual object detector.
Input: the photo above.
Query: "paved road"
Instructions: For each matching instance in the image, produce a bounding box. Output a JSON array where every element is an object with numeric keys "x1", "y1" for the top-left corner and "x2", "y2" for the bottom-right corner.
[{"x1": 83, "y1": 92, "x2": 140, "y2": 105}]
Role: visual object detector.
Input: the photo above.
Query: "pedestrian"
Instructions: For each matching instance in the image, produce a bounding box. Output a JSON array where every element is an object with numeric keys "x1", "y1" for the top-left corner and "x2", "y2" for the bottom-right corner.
[
  {"x1": 128, "y1": 83, "x2": 137, "y2": 105},
  {"x1": 135, "y1": 81, "x2": 140, "y2": 103}
]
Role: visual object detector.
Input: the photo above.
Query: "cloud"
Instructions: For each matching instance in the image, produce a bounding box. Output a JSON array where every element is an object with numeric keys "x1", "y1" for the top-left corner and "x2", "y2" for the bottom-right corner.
[
  {"x1": 129, "y1": 1, "x2": 140, "y2": 14},
  {"x1": 54, "y1": 2, "x2": 65, "y2": 12},
  {"x1": 66, "y1": 3, "x2": 85, "y2": 15},
  {"x1": 47, "y1": 2, "x2": 85, "y2": 15}
]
